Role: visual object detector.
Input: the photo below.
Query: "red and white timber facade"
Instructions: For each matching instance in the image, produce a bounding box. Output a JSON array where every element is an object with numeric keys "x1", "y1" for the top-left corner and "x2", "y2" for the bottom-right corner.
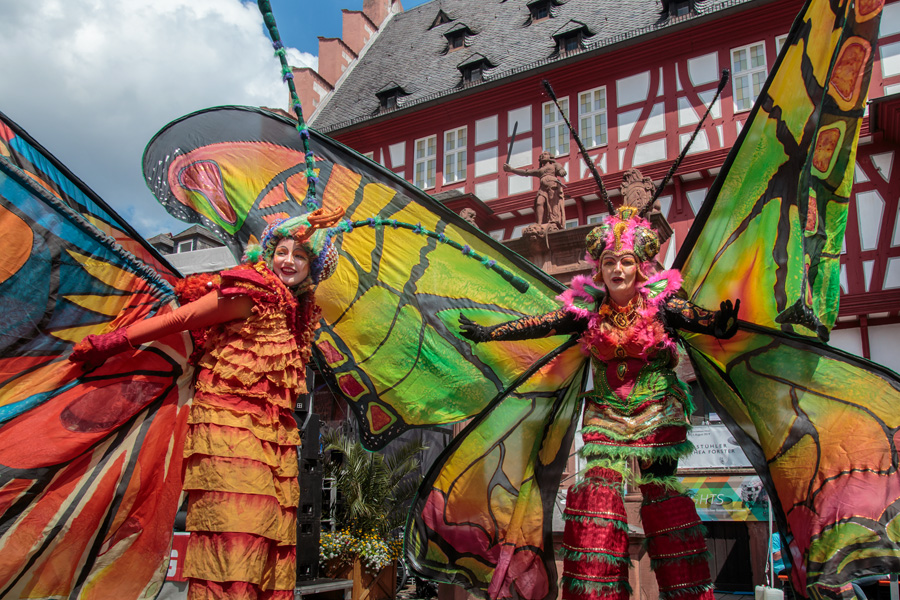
[{"x1": 309, "y1": 0, "x2": 900, "y2": 372}]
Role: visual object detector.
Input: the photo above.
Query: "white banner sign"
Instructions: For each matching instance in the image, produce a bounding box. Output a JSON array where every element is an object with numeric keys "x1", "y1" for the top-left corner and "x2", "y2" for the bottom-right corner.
[{"x1": 681, "y1": 424, "x2": 752, "y2": 469}]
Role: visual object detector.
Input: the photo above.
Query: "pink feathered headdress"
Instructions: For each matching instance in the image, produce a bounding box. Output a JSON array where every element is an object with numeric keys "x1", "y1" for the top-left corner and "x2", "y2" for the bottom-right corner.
[{"x1": 583, "y1": 205, "x2": 660, "y2": 281}]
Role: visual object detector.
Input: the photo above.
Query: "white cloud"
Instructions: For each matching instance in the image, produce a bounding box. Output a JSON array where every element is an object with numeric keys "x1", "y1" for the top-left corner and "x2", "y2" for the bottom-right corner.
[
  {"x1": 0, "y1": 0, "x2": 310, "y2": 237},
  {"x1": 286, "y1": 48, "x2": 318, "y2": 71}
]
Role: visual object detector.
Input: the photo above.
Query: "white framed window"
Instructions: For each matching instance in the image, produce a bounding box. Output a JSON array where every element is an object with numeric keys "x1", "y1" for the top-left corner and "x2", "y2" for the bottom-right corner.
[
  {"x1": 511, "y1": 224, "x2": 528, "y2": 239},
  {"x1": 414, "y1": 135, "x2": 437, "y2": 190},
  {"x1": 444, "y1": 127, "x2": 467, "y2": 184},
  {"x1": 177, "y1": 240, "x2": 194, "y2": 253},
  {"x1": 775, "y1": 34, "x2": 788, "y2": 55},
  {"x1": 489, "y1": 229, "x2": 505, "y2": 241},
  {"x1": 578, "y1": 86, "x2": 607, "y2": 148},
  {"x1": 587, "y1": 213, "x2": 608, "y2": 225},
  {"x1": 543, "y1": 98, "x2": 570, "y2": 156},
  {"x1": 731, "y1": 41, "x2": 767, "y2": 112},
  {"x1": 565, "y1": 218, "x2": 579, "y2": 228}
]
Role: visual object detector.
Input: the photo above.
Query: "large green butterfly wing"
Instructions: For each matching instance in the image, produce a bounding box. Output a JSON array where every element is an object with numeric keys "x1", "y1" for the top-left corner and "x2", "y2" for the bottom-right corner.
[
  {"x1": 144, "y1": 106, "x2": 583, "y2": 446},
  {"x1": 677, "y1": 0, "x2": 881, "y2": 338},
  {"x1": 674, "y1": 1, "x2": 898, "y2": 597},
  {"x1": 143, "y1": 107, "x2": 589, "y2": 600},
  {"x1": 408, "y1": 339, "x2": 586, "y2": 600}
]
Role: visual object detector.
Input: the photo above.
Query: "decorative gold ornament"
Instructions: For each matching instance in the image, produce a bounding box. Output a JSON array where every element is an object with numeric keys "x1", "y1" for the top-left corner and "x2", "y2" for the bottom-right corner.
[{"x1": 609, "y1": 297, "x2": 641, "y2": 329}]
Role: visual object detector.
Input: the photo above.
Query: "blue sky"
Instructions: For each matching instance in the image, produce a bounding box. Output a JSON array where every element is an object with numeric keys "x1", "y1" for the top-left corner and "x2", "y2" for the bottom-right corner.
[
  {"x1": 269, "y1": 0, "x2": 433, "y2": 62},
  {"x1": 0, "y1": 0, "x2": 432, "y2": 237}
]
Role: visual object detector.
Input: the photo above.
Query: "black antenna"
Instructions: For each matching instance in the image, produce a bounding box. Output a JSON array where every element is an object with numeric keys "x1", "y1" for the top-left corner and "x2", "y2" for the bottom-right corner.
[
  {"x1": 643, "y1": 69, "x2": 730, "y2": 216},
  {"x1": 542, "y1": 79, "x2": 615, "y2": 214}
]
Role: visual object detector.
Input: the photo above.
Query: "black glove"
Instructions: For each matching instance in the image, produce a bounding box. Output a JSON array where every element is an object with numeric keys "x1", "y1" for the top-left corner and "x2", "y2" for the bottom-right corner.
[
  {"x1": 713, "y1": 299, "x2": 740, "y2": 338},
  {"x1": 459, "y1": 313, "x2": 490, "y2": 343}
]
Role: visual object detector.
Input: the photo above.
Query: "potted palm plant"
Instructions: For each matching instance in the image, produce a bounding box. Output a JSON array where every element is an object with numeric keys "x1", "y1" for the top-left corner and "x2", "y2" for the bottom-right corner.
[{"x1": 319, "y1": 428, "x2": 426, "y2": 600}]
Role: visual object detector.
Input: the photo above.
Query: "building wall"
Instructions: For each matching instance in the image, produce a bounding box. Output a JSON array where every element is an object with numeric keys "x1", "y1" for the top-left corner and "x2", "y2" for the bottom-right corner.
[{"x1": 330, "y1": 0, "x2": 900, "y2": 322}]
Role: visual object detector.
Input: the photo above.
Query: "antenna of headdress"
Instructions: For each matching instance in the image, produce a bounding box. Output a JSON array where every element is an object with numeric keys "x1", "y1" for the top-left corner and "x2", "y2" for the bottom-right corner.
[
  {"x1": 643, "y1": 69, "x2": 730, "y2": 217},
  {"x1": 257, "y1": 0, "x2": 320, "y2": 213},
  {"x1": 542, "y1": 79, "x2": 616, "y2": 215}
]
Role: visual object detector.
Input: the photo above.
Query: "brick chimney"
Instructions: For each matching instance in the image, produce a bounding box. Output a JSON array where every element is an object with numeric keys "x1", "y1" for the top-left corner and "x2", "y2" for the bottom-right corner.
[
  {"x1": 295, "y1": 0, "x2": 403, "y2": 119},
  {"x1": 316, "y1": 37, "x2": 357, "y2": 87},
  {"x1": 362, "y1": 0, "x2": 403, "y2": 28},
  {"x1": 341, "y1": 10, "x2": 378, "y2": 55},
  {"x1": 291, "y1": 67, "x2": 333, "y2": 118}
]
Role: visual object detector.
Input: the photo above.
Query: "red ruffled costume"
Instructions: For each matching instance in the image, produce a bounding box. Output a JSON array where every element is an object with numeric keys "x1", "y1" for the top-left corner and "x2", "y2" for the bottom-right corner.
[
  {"x1": 475, "y1": 270, "x2": 723, "y2": 600},
  {"x1": 560, "y1": 273, "x2": 713, "y2": 600},
  {"x1": 177, "y1": 263, "x2": 317, "y2": 600}
]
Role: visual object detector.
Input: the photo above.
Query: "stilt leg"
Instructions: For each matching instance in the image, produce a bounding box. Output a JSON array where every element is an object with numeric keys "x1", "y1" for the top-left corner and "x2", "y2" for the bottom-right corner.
[
  {"x1": 561, "y1": 467, "x2": 631, "y2": 600},
  {"x1": 639, "y1": 481, "x2": 714, "y2": 600}
]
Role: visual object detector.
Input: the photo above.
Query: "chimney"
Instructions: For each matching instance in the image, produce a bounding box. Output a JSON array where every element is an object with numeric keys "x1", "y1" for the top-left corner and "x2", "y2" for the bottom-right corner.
[
  {"x1": 316, "y1": 37, "x2": 357, "y2": 87},
  {"x1": 341, "y1": 10, "x2": 378, "y2": 55},
  {"x1": 290, "y1": 67, "x2": 333, "y2": 120},
  {"x1": 362, "y1": 0, "x2": 402, "y2": 27}
]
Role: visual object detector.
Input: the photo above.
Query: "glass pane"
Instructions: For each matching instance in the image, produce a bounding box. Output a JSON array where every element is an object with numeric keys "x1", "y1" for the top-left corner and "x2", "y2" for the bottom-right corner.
[
  {"x1": 750, "y1": 44, "x2": 765, "y2": 68},
  {"x1": 752, "y1": 70, "x2": 765, "y2": 95},
  {"x1": 732, "y1": 48, "x2": 747, "y2": 72}
]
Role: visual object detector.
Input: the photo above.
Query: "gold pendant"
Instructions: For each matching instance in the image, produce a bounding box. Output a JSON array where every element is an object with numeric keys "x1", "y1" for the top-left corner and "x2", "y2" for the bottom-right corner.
[{"x1": 617, "y1": 361, "x2": 627, "y2": 380}]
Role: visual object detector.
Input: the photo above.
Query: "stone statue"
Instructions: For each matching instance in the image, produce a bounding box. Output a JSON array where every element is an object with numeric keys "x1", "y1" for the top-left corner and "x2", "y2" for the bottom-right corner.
[
  {"x1": 503, "y1": 151, "x2": 567, "y2": 231},
  {"x1": 619, "y1": 168, "x2": 672, "y2": 244},
  {"x1": 619, "y1": 168, "x2": 660, "y2": 215}
]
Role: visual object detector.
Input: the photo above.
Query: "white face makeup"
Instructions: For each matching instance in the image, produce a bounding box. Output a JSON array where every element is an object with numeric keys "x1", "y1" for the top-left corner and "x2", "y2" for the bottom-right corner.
[
  {"x1": 272, "y1": 239, "x2": 310, "y2": 288},
  {"x1": 601, "y1": 253, "x2": 638, "y2": 304}
]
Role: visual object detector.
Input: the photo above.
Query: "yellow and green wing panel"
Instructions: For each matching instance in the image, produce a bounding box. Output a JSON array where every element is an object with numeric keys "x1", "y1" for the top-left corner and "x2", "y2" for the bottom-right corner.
[
  {"x1": 676, "y1": 0, "x2": 882, "y2": 339},
  {"x1": 144, "y1": 106, "x2": 587, "y2": 449},
  {"x1": 674, "y1": 1, "x2": 897, "y2": 597},
  {"x1": 407, "y1": 339, "x2": 587, "y2": 600},
  {"x1": 685, "y1": 328, "x2": 900, "y2": 598}
]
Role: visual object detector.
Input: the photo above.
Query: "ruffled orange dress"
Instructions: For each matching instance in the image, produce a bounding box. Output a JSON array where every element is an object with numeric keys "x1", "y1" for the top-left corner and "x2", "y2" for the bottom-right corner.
[{"x1": 180, "y1": 263, "x2": 309, "y2": 600}]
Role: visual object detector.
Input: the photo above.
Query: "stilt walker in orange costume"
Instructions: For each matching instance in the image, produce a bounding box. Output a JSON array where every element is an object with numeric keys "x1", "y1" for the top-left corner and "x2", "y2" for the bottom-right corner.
[
  {"x1": 459, "y1": 206, "x2": 740, "y2": 600},
  {"x1": 70, "y1": 208, "x2": 343, "y2": 600}
]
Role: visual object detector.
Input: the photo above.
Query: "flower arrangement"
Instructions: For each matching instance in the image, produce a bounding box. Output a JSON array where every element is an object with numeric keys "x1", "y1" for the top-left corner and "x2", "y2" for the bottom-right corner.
[
  {"x1": 319, "y1": 428, "x2": 426, "y2": 574},
  {"x1": 320, "y1": 528, "x2": 404, "y2": 572}
]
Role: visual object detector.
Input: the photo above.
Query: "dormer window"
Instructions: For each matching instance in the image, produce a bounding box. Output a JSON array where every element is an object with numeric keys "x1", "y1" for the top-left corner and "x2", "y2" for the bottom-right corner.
[
  {"x1": 458, "y1": 54, "x2": 492, "y2": 85},
  {"x1": 529, "y1": 0, "x2": 551, "y2": 21},
  {"x1": 430, "y1": 9, "x2": 452, "y2": 29},
  {"x1": 553, "y1": 20, "x2": 589, "y2": 56},
  {"x1": 663, "y1": 0, "x2": 694, "y2": 18},
  {"x1": 560, "y1": 31, "x2": 581, "y2": 52},
  {"x1": 447, "y1": 30, "x2": 465, "y2": 50},
  {"x1": 444, "y1": 24, "x2": 473, "y2": 52},
  {"x1": 381, "y1": 93, "x2": 399, "y2": 110},
  {"x1": 464, "y1": 62, "x2": 485, "y2": 83},
  {"x1": 375, "y1": 83, "x2": 406, "y2": 111}
]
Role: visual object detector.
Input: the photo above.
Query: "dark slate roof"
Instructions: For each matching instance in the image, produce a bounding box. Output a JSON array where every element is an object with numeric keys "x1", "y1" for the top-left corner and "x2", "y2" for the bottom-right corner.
[{"x1": 311, "y1": 0, "x2": 759, "y2": 132}]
